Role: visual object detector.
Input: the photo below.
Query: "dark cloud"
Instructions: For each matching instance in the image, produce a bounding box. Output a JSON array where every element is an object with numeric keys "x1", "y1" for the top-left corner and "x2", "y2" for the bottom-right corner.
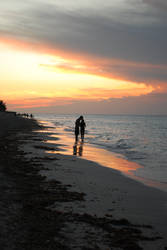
[
  {"x1": 1, "y1": 0, "x2": 167, "y2": 84},
  {"x1": 108, "y1": 92, "x2": 167, "y2": 114},
  {"x1": 8, "y1": 7, "x2": 167, "y2": 63},
  {"x1": 142, "y1": 0, "x2": 167, "y2": 11}
]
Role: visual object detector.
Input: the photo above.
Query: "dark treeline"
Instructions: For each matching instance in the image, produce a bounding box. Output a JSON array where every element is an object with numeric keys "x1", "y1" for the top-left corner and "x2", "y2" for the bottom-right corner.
[{"x1": 0, "y1": 100, "x2": 7, "y2": 112}]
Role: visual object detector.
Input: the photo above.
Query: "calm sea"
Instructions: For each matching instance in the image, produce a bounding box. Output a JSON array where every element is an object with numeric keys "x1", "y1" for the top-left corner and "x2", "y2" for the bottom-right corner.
[{"x1": 35, "y1": 114, "x2": 167, "y2": 189}]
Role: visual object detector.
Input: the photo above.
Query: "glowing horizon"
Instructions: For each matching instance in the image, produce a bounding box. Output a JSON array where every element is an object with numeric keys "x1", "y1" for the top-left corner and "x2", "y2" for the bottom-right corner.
[{"x1": 0, "y1": 38, "x2": 156, "y2": 111}]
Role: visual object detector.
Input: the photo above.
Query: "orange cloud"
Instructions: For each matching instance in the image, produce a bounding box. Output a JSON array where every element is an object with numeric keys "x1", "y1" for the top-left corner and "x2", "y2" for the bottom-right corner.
[
  {"x1": 1, "y1": 35, "x2": 166, "y2": 86},
  {"x1": 6, "y1": 82, "x2": 153, "y2": 110},
  {"x1": 7, "y1": 96, "x2": 75, "y2": 109},
  {"x1": 2, "y1": 35, "x2": 166, "y2": 113},
  {"x1": 76, "y1": 85, "x2": 154, "y2": 99}
]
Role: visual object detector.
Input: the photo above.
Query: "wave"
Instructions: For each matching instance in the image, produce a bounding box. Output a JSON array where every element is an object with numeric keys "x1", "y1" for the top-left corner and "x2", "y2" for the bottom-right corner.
[
  {"x1": 36, "y1": 113, "x2": 167, "y2": 186},
  {"x1": 64, "y1": 127, "x2": 74, "y2": 132}
]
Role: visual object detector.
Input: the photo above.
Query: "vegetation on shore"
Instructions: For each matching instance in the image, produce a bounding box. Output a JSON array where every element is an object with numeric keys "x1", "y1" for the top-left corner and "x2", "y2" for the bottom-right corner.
[{"x1": 0, "y1": 100, "x2": 7, "y2": 112}]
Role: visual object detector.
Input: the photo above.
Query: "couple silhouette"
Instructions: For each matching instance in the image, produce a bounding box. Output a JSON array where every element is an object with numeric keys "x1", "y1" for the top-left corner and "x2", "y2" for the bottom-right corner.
[
  {"x1": 73, "y1": 116, "x2": 86, "y2": 156},
  {"x1": 74, "y1": 115, "x2": 86, "y2": 142}
]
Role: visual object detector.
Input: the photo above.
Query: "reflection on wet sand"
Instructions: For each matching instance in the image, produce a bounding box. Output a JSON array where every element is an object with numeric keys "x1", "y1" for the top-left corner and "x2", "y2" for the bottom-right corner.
[
  {"x1": 45, "y1": 128, "x2": 140, "y2": 175},
  {"x1": 41, "y1": 123, "x2": 167, "y2": 192},
  {"x1": 73, "y1": 140, "x2": 84, "y2": 156}
]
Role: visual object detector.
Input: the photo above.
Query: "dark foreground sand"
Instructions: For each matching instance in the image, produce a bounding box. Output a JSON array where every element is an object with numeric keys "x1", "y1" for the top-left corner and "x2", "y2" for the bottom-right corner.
[{"x1": 0, "y1": 112, "x2": 167, "y2": 250}]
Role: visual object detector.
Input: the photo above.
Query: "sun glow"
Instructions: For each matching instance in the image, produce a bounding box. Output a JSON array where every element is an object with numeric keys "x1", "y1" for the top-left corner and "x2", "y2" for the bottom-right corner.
[{"x1": 0, "y1": 39, "x2": 154, "y2": 109}]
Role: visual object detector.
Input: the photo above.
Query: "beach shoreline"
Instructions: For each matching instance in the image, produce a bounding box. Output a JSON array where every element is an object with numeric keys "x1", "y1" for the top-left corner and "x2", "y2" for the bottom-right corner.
[
  {"x1": 37, "y1": 120, "x2": 167, "y2": 193},
  {"x1": 0, "y1": 112, "x2": 167, "y2": 249},
  {"x1": 23, "y1": 119, "x2": 167, "y2": 249},
  {"x1": 35, "y1": 114, "x2": 167, "y2": 191}
]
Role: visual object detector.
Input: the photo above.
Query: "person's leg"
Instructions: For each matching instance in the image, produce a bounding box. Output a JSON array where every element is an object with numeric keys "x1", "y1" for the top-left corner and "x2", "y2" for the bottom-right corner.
[
  {"x1": 81, "y1": 130, "x2": 84, "y2": 140},
  {"x1": 75, "y1": 133, "x2": 78, "y2": 141},
  {"x1": 75, "y1": 130, "x2": 79, "y2": 141},
  {"x1": 75, "y1": 127, "x2": 79, "y2": 141}
]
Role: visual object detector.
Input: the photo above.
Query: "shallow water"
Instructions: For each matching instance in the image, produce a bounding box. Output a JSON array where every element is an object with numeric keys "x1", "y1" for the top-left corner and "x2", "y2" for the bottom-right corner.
[{"x1": 35, "y1": 114, "x2": 167, "y2": 192}]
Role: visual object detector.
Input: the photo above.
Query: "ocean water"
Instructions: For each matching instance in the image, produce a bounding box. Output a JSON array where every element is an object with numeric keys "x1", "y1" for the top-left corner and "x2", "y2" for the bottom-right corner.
[{"x1": 35, "y1": 114, "x2": 167, "y2": 188}]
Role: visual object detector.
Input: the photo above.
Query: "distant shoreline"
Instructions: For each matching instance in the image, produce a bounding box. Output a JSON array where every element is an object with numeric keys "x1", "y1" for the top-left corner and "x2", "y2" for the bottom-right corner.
[{"x1": 0, "y1": 111, "x2": 41, "y2": 137}]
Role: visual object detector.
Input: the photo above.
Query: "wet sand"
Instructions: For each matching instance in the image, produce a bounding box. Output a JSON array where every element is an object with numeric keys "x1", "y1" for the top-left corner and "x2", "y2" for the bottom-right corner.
[
  {"x1": 0, "y1": 112, "x2": 167, "y2": 249},
  {"x1": 23, "y1": 121, "x2": 167, "y2": 249},
  {"x1": 44, "y1": 125, "x2": 167, "y2": 192}
]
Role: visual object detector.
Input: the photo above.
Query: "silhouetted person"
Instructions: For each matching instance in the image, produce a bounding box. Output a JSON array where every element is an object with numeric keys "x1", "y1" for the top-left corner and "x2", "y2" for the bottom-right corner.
[
  {"x1": 75, "y1": 116, "x2": 82, "y2": 141},
  {"x1": 80, "y1": 116, "x2": 86, "y2": 141}
]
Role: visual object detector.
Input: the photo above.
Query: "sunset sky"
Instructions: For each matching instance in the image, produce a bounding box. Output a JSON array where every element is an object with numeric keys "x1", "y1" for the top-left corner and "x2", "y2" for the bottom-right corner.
[{"x1": 0, "y1": 0, "x2": 167, "y2": 114}]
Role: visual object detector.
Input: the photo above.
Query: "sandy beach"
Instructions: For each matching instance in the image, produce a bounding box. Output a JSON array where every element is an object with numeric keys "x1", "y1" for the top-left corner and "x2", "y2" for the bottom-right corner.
[{"x1": 0, "y1": 112, "x2": 167, "y2": 250}]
